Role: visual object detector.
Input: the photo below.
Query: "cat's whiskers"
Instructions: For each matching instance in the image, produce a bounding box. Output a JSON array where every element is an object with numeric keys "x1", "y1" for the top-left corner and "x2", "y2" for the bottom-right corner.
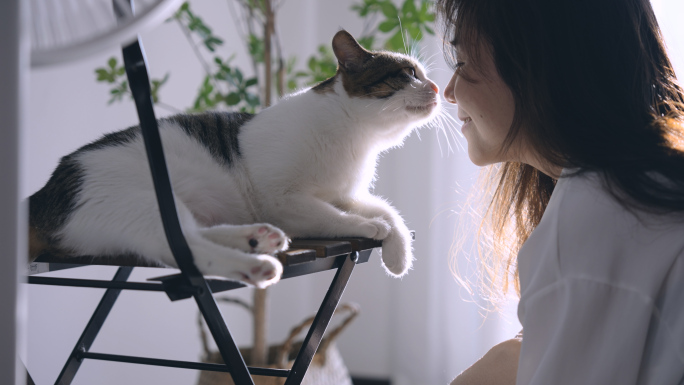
[
  {"x1": 420, "y1": 104, "x2": 465, "y2": 156},
  {"x1": 421, "y1": 53, "x2": 440, "y2": 73},
  {"x1": 362, "y1": 97, "x2": 397, "y2": 110},
  {"x1": 398, "y1": 18, "x2": 409, "y2": 55},
  {"x1": 440, "y1": 108, "x2": 466, "y2": 153},
  {"x1": 384, "y1": 99, "x2": 405, "y2": 112}
]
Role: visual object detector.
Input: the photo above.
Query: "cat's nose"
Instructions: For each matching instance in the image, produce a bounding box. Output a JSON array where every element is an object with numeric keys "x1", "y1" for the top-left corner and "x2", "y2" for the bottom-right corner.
[{"x1": 428, "y1": 81, "x2": 439, "y2": 93}]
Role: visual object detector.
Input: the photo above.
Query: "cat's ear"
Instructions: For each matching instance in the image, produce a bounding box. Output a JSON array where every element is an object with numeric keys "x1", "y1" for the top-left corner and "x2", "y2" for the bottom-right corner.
[{"x1": 332, "y1": 30, "x2": 372, "y2": 73}]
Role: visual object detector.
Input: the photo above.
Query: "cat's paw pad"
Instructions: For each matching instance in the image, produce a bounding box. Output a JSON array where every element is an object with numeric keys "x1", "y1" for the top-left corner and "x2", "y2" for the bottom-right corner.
[
  {"x1": 360, "y1": 218, "x2": 391, "y2": 240},
  {"x1": 232, "y1": 255, "x2": 283, "y2": 288},
  {"x1": 246, "y1": 224, "x2": 289, "y2": 254},
  {"x1": 380, "y1": 234, "x2": 413, "y2": 277}
]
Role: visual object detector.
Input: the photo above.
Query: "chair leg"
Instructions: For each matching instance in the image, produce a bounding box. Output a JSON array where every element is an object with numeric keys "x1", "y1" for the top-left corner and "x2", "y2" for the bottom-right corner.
[
  {"x1": 23, "y1": 359, "x2": 35, "y2": 385},
  {"x1": 194, "y1": 285, "x2": 255, "y2": 385},
  {"x1": 26, "y1": 368, "x2": 36, "y2": 385},
  {"x1": 284, "y1": 252, "x2": 358, "y2": 385},
  {"x1": 54, "y1": 267, "x2": 133, "y2": 385}
]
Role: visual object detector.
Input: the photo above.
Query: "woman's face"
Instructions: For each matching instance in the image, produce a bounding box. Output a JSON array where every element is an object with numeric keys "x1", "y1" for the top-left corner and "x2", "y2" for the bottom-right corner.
[{"x1": 443, "y1": 45, "x2": 519, "y2": 166}]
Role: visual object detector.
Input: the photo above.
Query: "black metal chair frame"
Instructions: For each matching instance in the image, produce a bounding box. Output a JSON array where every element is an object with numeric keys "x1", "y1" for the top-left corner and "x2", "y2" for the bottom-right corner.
[{"x1": 26, "y1": 25, "x2": 380, "y2": 385}]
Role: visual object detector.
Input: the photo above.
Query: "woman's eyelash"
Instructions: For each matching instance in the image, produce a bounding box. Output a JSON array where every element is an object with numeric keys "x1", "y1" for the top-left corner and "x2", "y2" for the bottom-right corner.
[{"x1": 450, "y1": 61, "x2": 465, "y2": 73}]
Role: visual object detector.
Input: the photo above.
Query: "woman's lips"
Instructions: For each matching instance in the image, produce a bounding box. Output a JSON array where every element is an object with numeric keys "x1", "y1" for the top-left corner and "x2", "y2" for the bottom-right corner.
[{"x1": 461, "y1": 117, "x2": 472, "y2": 131}]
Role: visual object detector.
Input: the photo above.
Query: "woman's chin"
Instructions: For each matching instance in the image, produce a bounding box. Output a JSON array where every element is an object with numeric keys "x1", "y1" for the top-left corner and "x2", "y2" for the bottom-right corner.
[{"x1": 466, "y1": 148, "x2": 496, "y2": 167}]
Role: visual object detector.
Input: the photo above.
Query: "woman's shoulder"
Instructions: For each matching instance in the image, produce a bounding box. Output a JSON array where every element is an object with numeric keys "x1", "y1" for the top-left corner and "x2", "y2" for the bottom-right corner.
[
  {"x1": 555, "y1": 169, "x2": 684, "y2": 233},
  {"x1": 519, "y1": 168, "x2": 684, "y2": 306},
  {"x1": 551, "y1": 168, "x2": 684, "y2": 290}
]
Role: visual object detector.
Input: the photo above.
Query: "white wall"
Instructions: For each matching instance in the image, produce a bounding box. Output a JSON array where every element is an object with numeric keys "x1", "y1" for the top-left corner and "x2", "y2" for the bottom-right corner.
[
  {"x1": 23, "y1": 1, "x2": 683, "y2": 385},
  {"x1": 2, "y1": 1, "x2": 28, "y2": 384}
]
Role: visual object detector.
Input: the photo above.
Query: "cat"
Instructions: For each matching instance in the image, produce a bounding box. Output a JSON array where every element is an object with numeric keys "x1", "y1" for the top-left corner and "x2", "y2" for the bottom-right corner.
[{"x1": 28, "y1": 30, "x2": 441, "y2": 288}]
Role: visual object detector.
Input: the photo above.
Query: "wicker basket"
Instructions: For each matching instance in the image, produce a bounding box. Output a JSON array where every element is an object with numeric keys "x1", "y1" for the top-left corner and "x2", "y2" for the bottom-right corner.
[{"x1": 196, "y1": 303, "x2": 359, "y2": 385}]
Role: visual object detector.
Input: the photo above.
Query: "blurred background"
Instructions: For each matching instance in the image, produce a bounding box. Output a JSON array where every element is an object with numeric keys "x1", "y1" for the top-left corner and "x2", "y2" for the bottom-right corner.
[{"x1": 18, "y1": 0, "x2": 683, "y2": 384}]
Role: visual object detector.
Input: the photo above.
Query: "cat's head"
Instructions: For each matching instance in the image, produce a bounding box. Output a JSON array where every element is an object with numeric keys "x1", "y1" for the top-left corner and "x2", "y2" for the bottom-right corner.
[{"x1": 316, "y1": 30, "x2": 441, "y2": 146}]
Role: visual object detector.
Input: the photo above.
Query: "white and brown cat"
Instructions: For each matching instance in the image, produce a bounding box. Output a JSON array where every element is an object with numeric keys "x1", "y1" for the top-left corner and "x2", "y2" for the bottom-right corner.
[{"x1": 29, "y1": 30, "x2": 441, "y2": 288}]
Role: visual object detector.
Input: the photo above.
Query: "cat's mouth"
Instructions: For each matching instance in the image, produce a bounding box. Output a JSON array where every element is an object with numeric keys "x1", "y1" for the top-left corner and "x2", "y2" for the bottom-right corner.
[{"x1": 406, "y1": 101, "x2": 438, "y2": 114}]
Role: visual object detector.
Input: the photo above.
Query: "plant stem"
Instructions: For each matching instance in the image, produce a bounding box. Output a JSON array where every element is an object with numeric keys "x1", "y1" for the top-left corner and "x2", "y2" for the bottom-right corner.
[
  {"x1": 251, "y1": 288, "x2": 268, "y2": 366},
  {"x1": 263, "y1": 0, "x2": 274, "y2": 107},
  {"x1": 233, "y1": 0, "x2": 262, "y2": 100},
  {"x1": 273, "y1": 21, "x2": 286, "y2": 97},
  {"x1": 155, "y1": 101, "x2": 184, "y2": 114},
  {"x1": 277, "y1": 57, "x2": 285, "y2": 98},
  {"x1": 175, "y1": 19, "x2": 223, "y2": 94}
]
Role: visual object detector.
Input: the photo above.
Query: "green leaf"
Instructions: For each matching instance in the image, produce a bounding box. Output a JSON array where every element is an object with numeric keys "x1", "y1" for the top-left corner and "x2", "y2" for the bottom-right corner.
[
  {"x1": 245, "y1": 78, "x2": 258, "y2": 87},
  {"x1": 401, "y1": 0, "x2": 417, "y2": 16},
  {"x1": 286, "y1": 56, "x2": 297, "y2": 72},
  {"x1": 378, "y1": 19, "x2": 399, "y2": 33},
  {"x1": 386, "y1": 31, "x2": 406, "y2": 51},
  {"x1": 204, "y1": 36, "x2": 223, "y2": 52},
  {"x1": 226, "y1": 92, "x2": 241, "y2": 106},
  {"x1": 150, "y1": 73, "x2": 170, "y2": 103},
  {"x1": 245, "y1": 93, "x2": 260, "y2": 107},
  {"x1": 287, "y1": 80, "x2": 297, "y2": 91},
  {"x1": 95, "y1": 68, "x2": 113, "y2": 83},
  {"x1": 408, "y1": 25, "x2": 421, "y2": 39},
  {"x1": 380, "y1": 1, "x2": 398, "y2": 18},
  {"x1": 108, "y1": 57, "x2": 117, "y2": 69},
  {"x1": 213, "y1": 93, "x2": 224, "y2": 104},
  {"x1": 358, "y1": 36, "x2": 375, "y2": 50},
  {"x1": 248, "y1": 34, "x2": 265, "y2": 63},
  {"x1": 424, "y1": 25, "x2": 434, "y2": 35}
]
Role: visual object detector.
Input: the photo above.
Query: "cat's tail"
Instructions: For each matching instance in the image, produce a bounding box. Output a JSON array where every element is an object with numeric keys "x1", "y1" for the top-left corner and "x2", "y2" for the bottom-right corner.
[
  {"x1": 28, "y1": 225, "x2": 70, "y2": 263},
  {"x1": 28, "y1": 226, "x2": 48, "y2": 262}
]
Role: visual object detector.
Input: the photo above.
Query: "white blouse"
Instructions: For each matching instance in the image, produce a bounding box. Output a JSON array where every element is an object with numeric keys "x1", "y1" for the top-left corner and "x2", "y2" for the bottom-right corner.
[{"x1": 516, "y1": 170, "x2": 684, "y2": 384}]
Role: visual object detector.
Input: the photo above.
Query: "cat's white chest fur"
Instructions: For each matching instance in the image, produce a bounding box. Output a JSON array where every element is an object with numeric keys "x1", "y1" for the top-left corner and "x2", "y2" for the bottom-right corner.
[{"x1": 241, "y1": 81, "x2": 406, "y2": 203}]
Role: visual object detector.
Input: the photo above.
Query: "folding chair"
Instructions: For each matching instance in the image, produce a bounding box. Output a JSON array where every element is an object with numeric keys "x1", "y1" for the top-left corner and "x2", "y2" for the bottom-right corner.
[{"x1": 27, "y1": 8, "x2": 381, "y2": 384}]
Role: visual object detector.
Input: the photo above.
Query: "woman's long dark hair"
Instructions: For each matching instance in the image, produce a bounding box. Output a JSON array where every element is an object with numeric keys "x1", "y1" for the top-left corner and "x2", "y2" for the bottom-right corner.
[{"x1": 438, "y1": 0, "x2": 684, "y2": 298}]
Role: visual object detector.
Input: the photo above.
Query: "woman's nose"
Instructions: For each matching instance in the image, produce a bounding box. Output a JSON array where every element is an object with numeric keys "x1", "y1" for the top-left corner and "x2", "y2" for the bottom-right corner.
[{"x1": 443, "y1": 73, "x2": 457, "y2": 104}]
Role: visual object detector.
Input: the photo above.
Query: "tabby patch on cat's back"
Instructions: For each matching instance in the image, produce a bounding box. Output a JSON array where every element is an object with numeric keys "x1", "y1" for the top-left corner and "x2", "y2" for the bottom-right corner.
[{"x1": 28, "y1": 29, "x2": 441, "y2": 287}]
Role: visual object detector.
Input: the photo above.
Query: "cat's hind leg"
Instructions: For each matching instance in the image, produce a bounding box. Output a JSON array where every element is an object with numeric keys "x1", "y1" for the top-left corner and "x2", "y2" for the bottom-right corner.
[
  {"x1": 155, "y1": 227, "x2": 284, "y2": 288},
  {"x1": 165, "y1": 202, "x2": 284, "y2": 288},
  {"x1": 60, "y1": 190, "x2": 283, "y2": 288},
  {"x1": 180, "y1": 233, "x2": 283, "y2": 288},
  {"x1": 198, "y1": 223, "x2": 289, "y2": 254}
]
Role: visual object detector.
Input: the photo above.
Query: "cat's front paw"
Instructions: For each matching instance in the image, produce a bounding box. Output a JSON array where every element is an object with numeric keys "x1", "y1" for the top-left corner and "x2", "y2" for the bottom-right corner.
[
  {"x1": 359, "y1": 217, "x2": 391, "y2": 240},
  {"x1": 228, "y1": 255, "x2": 283, "y2": 289},
  {"x1": 379, "y1": 231, "x2": 413, "y2": 277},
  {"x1": 247, "y1": 224, "x2": 289, "y2": 254}
]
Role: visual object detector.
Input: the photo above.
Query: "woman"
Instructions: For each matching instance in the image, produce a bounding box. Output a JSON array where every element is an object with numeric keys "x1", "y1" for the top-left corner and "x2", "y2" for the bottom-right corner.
[{"x1": 437, "y1": 0, "x2": 684, "y2": 383}]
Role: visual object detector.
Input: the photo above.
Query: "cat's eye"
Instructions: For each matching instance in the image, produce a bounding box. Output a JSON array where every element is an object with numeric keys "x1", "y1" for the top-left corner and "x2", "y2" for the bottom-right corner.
[{"x1": 400, "y1": 67, "x2": 417, "y2": 79}]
